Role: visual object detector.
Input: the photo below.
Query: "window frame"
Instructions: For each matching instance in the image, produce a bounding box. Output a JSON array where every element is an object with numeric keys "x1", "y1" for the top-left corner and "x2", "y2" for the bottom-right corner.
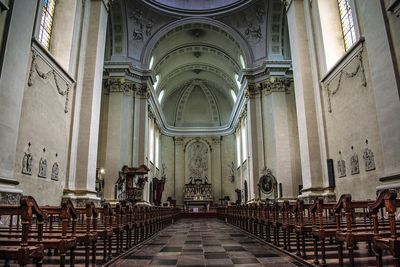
[
  {"x1": 34, "y1": 0, "x2": 57, "y2": 50},
  {"x1": 337, "y1": 0, "x2": 360, "y2": 51}
]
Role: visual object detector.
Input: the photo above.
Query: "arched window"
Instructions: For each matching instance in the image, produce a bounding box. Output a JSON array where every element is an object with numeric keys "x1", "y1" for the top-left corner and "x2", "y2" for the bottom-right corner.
[
  {"x1": 154, "y1": 74, "x2": 160, "y2": 90},
  {"x1": 239, "y1": 54, "x2": 246, "y2": 69},
  {"x1": 158, "y1": 90, "x2": 164, "y2": 103},
  {"x1": 337, "y1": 0, "x2": 358, "y2": 50},
  {"x1": 38, "y1": 0, "x2": 57, "y2": 49},
  {"x1": 230, "y1": 89, "x2": 237, "y2": 102},
  {"x1": 149, "y1": 55, "x2": 155, "y2": 70}
]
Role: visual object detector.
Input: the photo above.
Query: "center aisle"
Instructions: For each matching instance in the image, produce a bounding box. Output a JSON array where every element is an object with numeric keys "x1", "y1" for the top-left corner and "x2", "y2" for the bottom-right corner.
[{"x1": 110, "y1": 218, "x2": 309, "y2": 267}]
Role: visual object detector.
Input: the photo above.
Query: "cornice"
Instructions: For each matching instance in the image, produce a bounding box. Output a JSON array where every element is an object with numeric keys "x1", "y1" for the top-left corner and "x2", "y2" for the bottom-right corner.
[{"x1": 104, "y1": 60, "x2": 292, "y2": 137}]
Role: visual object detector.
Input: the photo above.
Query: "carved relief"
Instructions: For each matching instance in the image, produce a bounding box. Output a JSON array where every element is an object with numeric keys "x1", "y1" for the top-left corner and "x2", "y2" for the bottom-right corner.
[
  {"x1": 51, "y1": 153, "x2": 59, "y2": 181},
  {"x1": 350, "y1": 146, "x2": 360, "y2": 175},
  {"x1": 236, "y1": 3, "x2": 265, "y2": 43},
  {"x1": 337, "y1": 151, "x2": 346, "y2": 178},
  {"x1": 363, "y1": 139, "x2": 376, "y2": 171},
  {"x1": 187, "y1": 141, "x2": 208, "y2": 184},
  {"x1": 129, "y1": 8, "x2": 154, "y2": 41},
  {"x1": 28, "y1": 51, "x2": 72, "y2": 113},
  {"x1": 22, "y1": 142, "x2": 33, "y2": 175},
  {"x1": 38, "y1": 148, "x2": 47, "y2": 178}
]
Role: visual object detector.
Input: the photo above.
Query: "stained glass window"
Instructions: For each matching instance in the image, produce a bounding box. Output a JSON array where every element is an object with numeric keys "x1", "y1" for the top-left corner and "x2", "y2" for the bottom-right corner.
[
  {"x1": 38, "y1": 0, "x2": 56, "y2": 49},
  {"x1": 338, "y1": 0, "x2": 357, "y2": 50}
]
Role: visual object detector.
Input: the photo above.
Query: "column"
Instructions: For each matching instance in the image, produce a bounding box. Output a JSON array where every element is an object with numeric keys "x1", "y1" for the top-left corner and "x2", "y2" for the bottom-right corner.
[
  {"x1": 262, "y1": 77, "x2": 300, "y2": 198},
  {"x1": 0, "y1": 0, "x2": 38, "y2": 203},
  {"x1": 64, "y1": 0, "x2": 109, "y2": 205},
  {"x1": 285, "y1": 0, "x2": 333, "y2": 201},
  {"x1": 174, "y1": 137, "x2": 184, "y2": 205},
  {"x1": 246, "y1": 82, "x2": 262, "y2": 200},
  {"x1": 358, "y1": 1, "x2": 400, "y2": 186},
  {"x1": 211, "y1": 137, "x2": 222, "y2": 203},
  {"x1": 102, "y1": 79, "x2": 134, "y2": 201},
  {"x1": 132, "y1": 85, "x2": 149, "y2": 166}
]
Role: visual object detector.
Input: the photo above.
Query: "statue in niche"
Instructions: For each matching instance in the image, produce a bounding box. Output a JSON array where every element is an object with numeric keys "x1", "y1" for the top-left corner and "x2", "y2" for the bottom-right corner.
[
  {"x1": 350, "y1": 146, "x2": 360, "y2": 175},
  {"x1": 337, "y1": 151, "x2": 346, "y2": 178},
  {"x1": 22, "y1": 142, "x2": 33, "y2": 175},
  {"x1": 51, "y1": 162, "x2": 59, "y2": 181},
  {"x1": 363, "y1": 140, "x2": 376, "y2": 171}
]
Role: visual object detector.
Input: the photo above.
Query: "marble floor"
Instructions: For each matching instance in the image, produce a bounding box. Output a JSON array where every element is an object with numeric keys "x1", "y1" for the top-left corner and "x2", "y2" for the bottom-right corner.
[{"x1": 109, "y1": 218, "x2": 310, "y2": 267}]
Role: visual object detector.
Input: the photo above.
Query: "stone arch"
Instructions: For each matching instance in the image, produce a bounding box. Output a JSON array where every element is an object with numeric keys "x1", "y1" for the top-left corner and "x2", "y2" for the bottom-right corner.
[{"x1": 142, "y1": 17, "x2": 254, "y2": 68}]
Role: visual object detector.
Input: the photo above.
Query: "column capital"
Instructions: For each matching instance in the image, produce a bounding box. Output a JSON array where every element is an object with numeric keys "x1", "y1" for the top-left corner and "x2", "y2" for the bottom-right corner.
[
  {"x1": 135, "y1": 83, "x2": 150, "y2": 99},
  {"x1": 260, "y1": 77, "x2": 292, "y2": 96},
  {"x1": 104, "y1": 78, "x2": 135, "y2": 95},
  {"x1": 245, "y1": 82, "x2": 261, "y2": 99}
]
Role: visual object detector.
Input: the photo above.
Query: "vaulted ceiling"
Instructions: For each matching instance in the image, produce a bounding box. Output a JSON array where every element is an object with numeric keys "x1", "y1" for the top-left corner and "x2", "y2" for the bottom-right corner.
[{"x1": 150, "y1": 22, "x2": 245, "y2": 127}]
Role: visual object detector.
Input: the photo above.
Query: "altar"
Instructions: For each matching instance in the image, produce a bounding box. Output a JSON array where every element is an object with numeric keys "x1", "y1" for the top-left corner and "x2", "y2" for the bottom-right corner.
[{"x1": 184, "y1": 182, "x2": 213, "y2": 210}]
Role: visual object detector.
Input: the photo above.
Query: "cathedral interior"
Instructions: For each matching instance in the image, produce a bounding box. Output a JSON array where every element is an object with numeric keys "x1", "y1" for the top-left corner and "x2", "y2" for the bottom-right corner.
[{"x1": 0, "y1": 0, "x2": 400, "y2": 266}]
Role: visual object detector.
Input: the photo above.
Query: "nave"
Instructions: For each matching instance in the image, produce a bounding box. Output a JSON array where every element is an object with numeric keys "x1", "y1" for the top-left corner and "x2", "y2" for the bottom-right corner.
[{"x1": 109, "y1": 218, "x2": 308, "y2": 267}]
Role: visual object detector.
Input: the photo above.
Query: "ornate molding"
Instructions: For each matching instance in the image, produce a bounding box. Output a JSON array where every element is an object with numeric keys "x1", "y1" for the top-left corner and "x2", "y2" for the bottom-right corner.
[
  {"x1": 28, "y1": 51, "x2": 72, "y2": 113},
  {"x1": 324, "y1": 44, "x2": 366, "y2": 113},
  {"x1": 259, "y1": 77, "x2": 291, "y2": 96},
  {"x1": 104, "y1": 78, "x2": 135, "y2": 95}
]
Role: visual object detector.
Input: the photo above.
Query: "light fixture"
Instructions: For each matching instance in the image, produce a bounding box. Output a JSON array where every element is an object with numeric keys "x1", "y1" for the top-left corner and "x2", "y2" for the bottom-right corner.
[{"x1": 100, "y1": 168, "x2": 105, "y2": 174}]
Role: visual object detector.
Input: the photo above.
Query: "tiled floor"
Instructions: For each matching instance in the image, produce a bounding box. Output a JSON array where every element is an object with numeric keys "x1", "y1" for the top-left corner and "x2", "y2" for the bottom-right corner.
[{"x1": 111, "y1": 218, "x2": 310, "y2": 267}]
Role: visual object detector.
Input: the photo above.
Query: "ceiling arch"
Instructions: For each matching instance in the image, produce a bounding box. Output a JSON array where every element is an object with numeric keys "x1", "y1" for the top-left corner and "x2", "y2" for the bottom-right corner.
[{"x1": 142, "y1": 17, "x2": 253, "y2": 129}]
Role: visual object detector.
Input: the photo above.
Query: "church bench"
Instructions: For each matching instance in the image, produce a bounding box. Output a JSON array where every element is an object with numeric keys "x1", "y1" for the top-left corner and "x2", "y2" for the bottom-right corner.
[
  {"x1": 281, "y1": 200, "x2": 297, "y2": 251},
  {"x1": 39, "y1": 200, "x2": 78, "y2": 267},
  {"x1": 311, "y1": 198, "x2": 337, "y2": 266},
  {"x1": 294, "y1": 199, "x2": 313, "y2": 259},
  {"x1": 369, "y1": 189, "x2": 400, "y2": 267},
  {"x1": 0, "y1": 196, "x2": 45, "y2": 267},
  {"x1": 334, "y1": 194, "x2": 375, "y2": 267}
]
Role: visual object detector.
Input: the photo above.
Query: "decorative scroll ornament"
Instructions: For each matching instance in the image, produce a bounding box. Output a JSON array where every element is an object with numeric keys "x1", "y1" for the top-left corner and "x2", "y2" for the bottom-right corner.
[
  {"x1": 363, "y1": 139, "x2": 376, "y2": 171},
  {"x1": 22, "y1": 142, "x2": 33, "y2": 175},
  {"x1": 350, "y1": 146, "x2": 360, "y2": 175},
  {"x1": 28, "y1": 52, "x2": 71, "y2": 113},
  {"x1": 337, "y1": 151, "x2": 346, "y2": 178},
  {"x1": 38, "y1": 148, "x2": 47, "y2": 178},
  {"x1": 326, "y1": 48, "x2": 367, "y2": 113}
]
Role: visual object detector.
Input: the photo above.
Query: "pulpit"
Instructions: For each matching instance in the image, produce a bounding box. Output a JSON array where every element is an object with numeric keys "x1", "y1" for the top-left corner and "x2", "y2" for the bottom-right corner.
[{"x1": 116, "y1": 165, "x2": 149, "y2": 202}]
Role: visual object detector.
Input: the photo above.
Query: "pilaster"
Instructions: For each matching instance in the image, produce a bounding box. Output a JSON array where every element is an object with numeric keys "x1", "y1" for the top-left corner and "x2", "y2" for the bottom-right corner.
[
  {"x1": 0, "y1": 0, "x2": 37, "y2": 202},
  {"x1": 174, "y1": 137, "x2": 184, "y2": 205},
  {"x1": 64, "y1": 0, "x2": 108, "y2": 205},
  {"x1": 285, "y1": 0, "x2": 334, "y2": 201}
]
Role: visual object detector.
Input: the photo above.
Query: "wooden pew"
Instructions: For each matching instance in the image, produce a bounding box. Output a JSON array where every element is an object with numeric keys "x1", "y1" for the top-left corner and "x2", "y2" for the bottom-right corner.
[
  {"x1": 311, "y1": 198, "x2": 337, "y2": 266},
  {"x1": 40, "y1": 200, "x2": 78, "y2": 267},
  {"x1": 369, "y1": 189, "x2": 400, "y2": 267},
  {"x1": 294, "y1": 199, "x2": 313, "y2": 259},
  {"x1": 335, "y1": 194, "x2": 374, "y2": 267},
  {"x1": 0, "y1": 196, "x2": 45, "y2": 267}
]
